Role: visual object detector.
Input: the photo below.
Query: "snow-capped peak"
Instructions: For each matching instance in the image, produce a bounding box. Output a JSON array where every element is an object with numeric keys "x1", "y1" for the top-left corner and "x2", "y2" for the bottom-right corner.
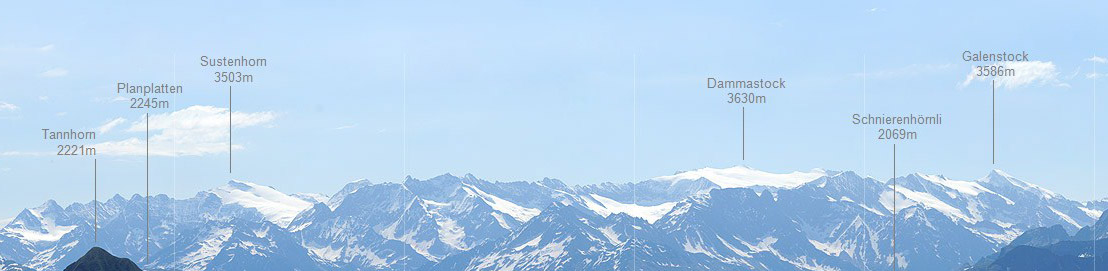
[
  {"x1": 651, "y1": 165, "x2": 827, "y2": 189},
  {"x1": 979, "y1": 169, "x2": 1059, "y2": 199},
  {"x1": 325, "y1": 178, "x2": 373, "y2": 210},
  {"x1": 991, "y1": 169, "x2": 1013, "y2": 177},
  {"x1": 2, "y1": 200, "x2": 75, "y2": 243},
  {"x1": 208, "y1": 179, "x2": 313, "y2": 227},
  {"x1": 460, "y1": 183, "x2": 540, "y2": 222}
]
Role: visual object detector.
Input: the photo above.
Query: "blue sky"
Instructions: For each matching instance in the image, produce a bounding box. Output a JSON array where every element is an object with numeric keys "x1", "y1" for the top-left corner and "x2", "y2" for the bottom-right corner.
[{"x1": 0, "y1": 1, "x2": 1105, "y2": 217}]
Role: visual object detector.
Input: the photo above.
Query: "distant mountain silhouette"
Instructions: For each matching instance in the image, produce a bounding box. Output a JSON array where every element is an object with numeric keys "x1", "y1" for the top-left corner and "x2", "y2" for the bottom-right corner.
[
  {"x1": 62, "y1": 247, "x2": 140, "y2": 271},
  {"x1": 967, "y1": 211, "x2": 1108, "y2": 271}
]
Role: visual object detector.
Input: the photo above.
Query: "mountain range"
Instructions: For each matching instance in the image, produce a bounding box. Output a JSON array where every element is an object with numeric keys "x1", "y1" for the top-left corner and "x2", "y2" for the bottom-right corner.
[{"x1": 0, "y1": 166, "x2": 1102, "y2": 270}]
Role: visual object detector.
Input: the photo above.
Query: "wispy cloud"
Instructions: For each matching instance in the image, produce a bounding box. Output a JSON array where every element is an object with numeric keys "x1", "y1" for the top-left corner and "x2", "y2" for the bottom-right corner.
[
  {"x1": 55, "y1": 112, "x2": 67, "y2": 117},
  {"x1": 38, "y1": 44, "x2": 55, "y2": 52},
  {"x1": 97, "y1": 117, "x2": 127, "y2": 133},
  {"x1": 40, "y1": 68, "x2": 68, "y2": 78},
  {"x1": 1087, "y1": 56, "x2": 1106, "y2": 79},
  {"x1": 0, "y1": 151, "x2": 49, "y2": 157},
  {"x1": 91, "y1": 96, "x2": 130, "y2": 103},
  {"x1": 92, "y1": 105, "x2": 276, "y2": 156},
  {"x1": 334, "y1": 124, "x2": 357, "y2": 130},
  {"x1": 0, "y1": 102, "x2": 18, "y2": 111},
  {"x1": 960, "y1": 61, "x2": 1064, "y2": 89}
]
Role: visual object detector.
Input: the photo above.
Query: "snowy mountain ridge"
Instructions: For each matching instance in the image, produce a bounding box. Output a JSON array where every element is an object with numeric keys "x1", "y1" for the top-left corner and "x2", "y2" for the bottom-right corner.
[
  {"x1": 0, "y1": 166, "x2": 1101, "y2": 270},
  {"x1": 652, "y1": 165, "x2": 828, "y2": 189},
  {"x1": 205, "y1": 180, "x2": 316, "y2": 228}
]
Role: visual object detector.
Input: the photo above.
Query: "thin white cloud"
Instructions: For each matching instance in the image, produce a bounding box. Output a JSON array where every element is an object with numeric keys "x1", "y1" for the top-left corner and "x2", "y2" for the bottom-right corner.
[
  {"x1": 0, "y1": 102, "x2": 18, "y2": 111},
  {"x1": 55, "y1": 112, "x2": 67, "y2": 117},
  {"x1": 40, "y1": 68, "x2": 68, "y2": 78},
  {"x1": 1065, "y1": 67, "x2": 1083, "y2": 80},
  {"x1": 0, "y1": 151, "x2": 49, "y2": 156},
  {"x1": 92, "y1": 105, "x2": 276, "y2": 156},
  {"x1": 98, "y1": 117, "x2": 127, "y2": 133},
  {"x1": 38, "y1": 96, "x2": 49, "y2": 101},
  {"x1": 1089, "y1": 56, "x2": 1106, "y2": 79},
  {"x1": 91, "y1": 96, "x2": 129, "y2": 103},
  {"x1": 334, "y1": 124, "x2": 357, "y2": 130},
  {"x1": 960, "y1": 61, "x2": 1063, "y2": 89},
  {"x1": 38, "y1": 44, "x2": 55, "y2": 52}
]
